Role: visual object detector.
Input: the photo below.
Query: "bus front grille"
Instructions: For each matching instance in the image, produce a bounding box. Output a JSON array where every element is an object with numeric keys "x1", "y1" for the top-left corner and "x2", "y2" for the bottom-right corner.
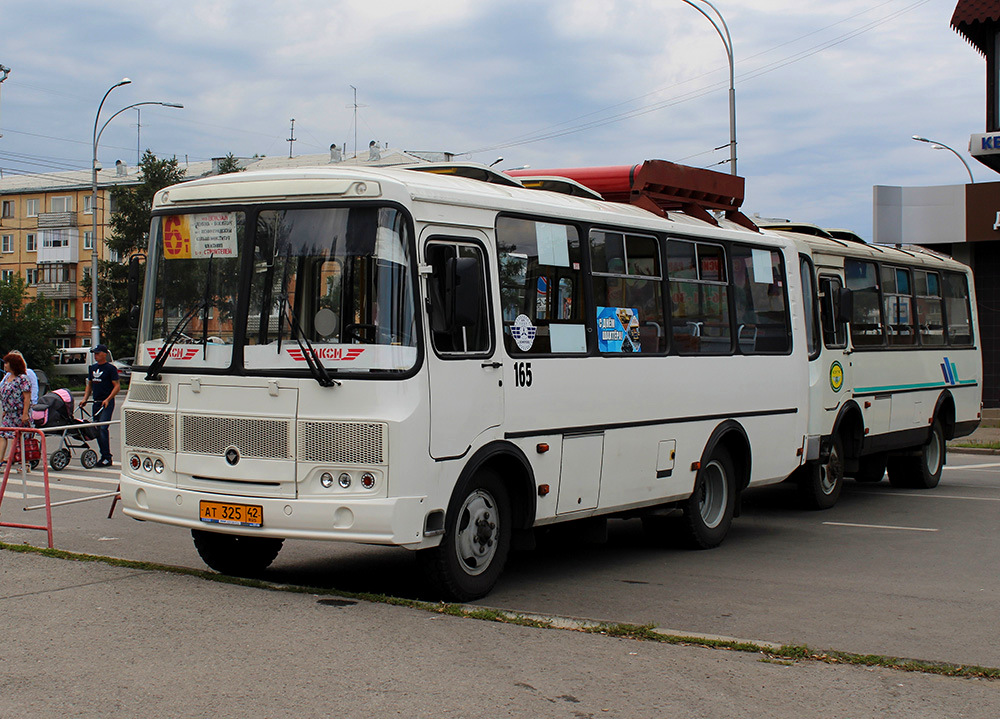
[
  {"x1": 124, "y1": 410, "x2": 175, "y2": 451},
  {"x1": 180, "y1": 415, "x2": 291, "y2": 459},
  {"x1": 298, "y1": 421, "x2": 386, "y2": 464},
  {"x1": 127, "y1": 381, "x2": 170, "y2": 404}
]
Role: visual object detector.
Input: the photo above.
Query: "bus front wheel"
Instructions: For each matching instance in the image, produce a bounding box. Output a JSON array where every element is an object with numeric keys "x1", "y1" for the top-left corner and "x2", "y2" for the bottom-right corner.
[
  {"x1": 798, "y1": 435, "x2": 844, "y2": 510},
  {"x1": 191, "y1": 529, "x2": 284, "y2": 578},
  {"x1": 419, "y1": 469, "x2": 511, "y2": 601},
  {"x1": 679, "y1": 446, "x2": 736, "y2": 549}
]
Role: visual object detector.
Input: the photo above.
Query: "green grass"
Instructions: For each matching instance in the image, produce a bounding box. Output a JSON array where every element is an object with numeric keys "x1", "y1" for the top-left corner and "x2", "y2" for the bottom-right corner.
[
  {"x1": 950, "y1": 440, "x2": 1000, "y2": 449},
  {"x1": 2, "y1": 541, "x2": 998, "y2": 680}
]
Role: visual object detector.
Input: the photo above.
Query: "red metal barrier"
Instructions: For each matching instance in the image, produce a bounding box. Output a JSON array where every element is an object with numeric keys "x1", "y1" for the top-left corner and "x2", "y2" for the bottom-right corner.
[{"x1": 0, "y1": 427, "x2": 53, "y2": 548}]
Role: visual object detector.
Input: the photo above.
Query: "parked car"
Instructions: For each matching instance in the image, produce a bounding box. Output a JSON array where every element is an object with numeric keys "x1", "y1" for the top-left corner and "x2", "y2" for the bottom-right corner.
[
  {"x1": 111, "y1": 358, "x2": 133, "y2": 378},
  {"x1": 49, "y1": 347, "x2": 115, "y2": 376}
]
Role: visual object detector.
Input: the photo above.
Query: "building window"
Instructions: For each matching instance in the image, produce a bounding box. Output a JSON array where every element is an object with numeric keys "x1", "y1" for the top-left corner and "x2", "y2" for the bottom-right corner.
[
  {"x1": 1, "y1": 235, "x2": 12, "y2": 253},
  {"x1": 83, "y1": 195, "x2": 94, "y2": 215},
  {"x1": 83, "y1": 231, "x2": 94, "y2": 250},
  {"x1": 42, "y1": 230, "x2": 71, "y2": 248},
  {"x1": 83, "y1": 302, "x2": 93, "y2": 321},
  {"x1": 1, "y1": 270, "x2": 13, "y2": 283},
  {"x1": 26, "y1": 199, "x2": 39, "y2": 217},
  {"x1": 108, "y1": 249, "x2": 120, "y2": 262},
  {"x1": 25, "y1": 268, "x2": 38, "y2": 285},
  {"x1": 26, "y1": 233, "x2": 36, "y2": 252},
  {"x1": 1, "y1": 200, "x2": 13, "y2": 218},
  {"x1": 39, "y1": 264, "x2": 75, "y2": 284},
  {"x1": 50, "y1": 196, "x2": 74, "y2": 213},
  {"x1": 53, "y1": 299, "x2": 75, "y2": 318}
]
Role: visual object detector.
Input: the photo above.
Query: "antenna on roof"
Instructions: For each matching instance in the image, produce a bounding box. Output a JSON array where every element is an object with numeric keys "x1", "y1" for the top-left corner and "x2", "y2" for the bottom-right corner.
[
  {"x1": 347, "y1": 86, "x2": 368, "y2": 159},
  {"x1": 287, "y1": 118, "x2": 296, "y2": 158}
]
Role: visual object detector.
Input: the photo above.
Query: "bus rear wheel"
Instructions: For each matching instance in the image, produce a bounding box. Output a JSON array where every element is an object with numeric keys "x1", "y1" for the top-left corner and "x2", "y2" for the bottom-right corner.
[
  {"x1": 888, "y1": 420, "x2": 945, "y2": 490},
  {"x1": 798, "y1": 435, "x2": 844, "y2": 510},
  {"x1": 679, "y1": 446, "x2": 736, "y2": 549},
  {"x1": 419, "y1": 469, "x2": 511, "y2": 601},
  {"x1": 191, "y1": 529, "x2": 284, "y2": 578},
  {"x1": 853, "y1": 453, "x2": 886, "y2": 483}
]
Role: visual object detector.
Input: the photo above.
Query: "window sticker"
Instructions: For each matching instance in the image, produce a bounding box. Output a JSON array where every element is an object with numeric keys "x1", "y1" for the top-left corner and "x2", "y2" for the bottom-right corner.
[
  {"x1": 511, "y1": 314, "x2": 537, "y2": 351},
  {"x1": 597, "y1": 306, "x2": 641, "y2": 353},
  {"x1": 536, "y1": 223, "x2": 570, "y2": 267},
  {"x1": 751, "y1": 248, "x2": 772, "y2": 284},
  {"x1": 549, "y1": 324, "x2": 587, "y2": 353},
  {"x1": 163, "y1": 213, "x2": 238, "y2": 259}
]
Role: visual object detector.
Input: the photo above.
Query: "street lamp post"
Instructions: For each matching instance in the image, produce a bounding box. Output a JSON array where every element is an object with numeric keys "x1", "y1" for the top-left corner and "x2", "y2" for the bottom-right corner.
[
  {"x1": 679, "y1": 0, "x2": 737, "y2": 175},
  {"x1": 911, "y1": 135, "x2": 975, "y2": 184},
  {"x1": 90, "y1": 80, "x2": 183, "y2": 347}
]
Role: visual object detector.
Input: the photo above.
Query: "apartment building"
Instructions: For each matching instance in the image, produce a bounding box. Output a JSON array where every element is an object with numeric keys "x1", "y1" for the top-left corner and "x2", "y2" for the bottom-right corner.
[{"x1": 0, "y1": 162, "x2": 140, "y2": 348}]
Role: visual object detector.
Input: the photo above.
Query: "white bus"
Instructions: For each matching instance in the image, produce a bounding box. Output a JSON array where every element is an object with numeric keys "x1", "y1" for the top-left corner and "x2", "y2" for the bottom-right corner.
[
  {"x1": 118, "y1": 162, "x2": 979, "y2": 599},
  {"x1": 762, "y1": 222, "x2": 981, "y2": 507}
]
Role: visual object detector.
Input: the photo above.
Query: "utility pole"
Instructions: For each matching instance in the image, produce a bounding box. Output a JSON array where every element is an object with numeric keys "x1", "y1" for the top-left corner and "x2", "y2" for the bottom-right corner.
[
  {"x1": 0, "y1": 65, "x2": 10, "y2": 138},
  {"x1": 347, "y1": 86, "x2": 367, "y2": 158},
  {"x1": 287, "y1": 118, "x2": 296, "y2": 158}
]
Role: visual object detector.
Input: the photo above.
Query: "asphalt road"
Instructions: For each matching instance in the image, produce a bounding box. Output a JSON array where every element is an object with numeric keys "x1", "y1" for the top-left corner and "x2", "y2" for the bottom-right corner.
[
  {"x1": 2, "y1": 407, "x2": 998, "y2": 670},
  {"x1": 2, "y1": 410, "x2": 999, "y2": 716}
]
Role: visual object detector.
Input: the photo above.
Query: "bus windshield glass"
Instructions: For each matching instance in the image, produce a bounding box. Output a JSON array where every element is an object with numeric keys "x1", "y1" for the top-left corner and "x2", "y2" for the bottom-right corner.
[{"x1": 139, "y1": 206, "x2": 418, "y2": 375}]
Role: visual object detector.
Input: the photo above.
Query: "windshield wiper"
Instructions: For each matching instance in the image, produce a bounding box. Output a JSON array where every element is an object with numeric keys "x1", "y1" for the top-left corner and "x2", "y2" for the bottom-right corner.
[
  {"x1": 145, "y1": 301, "x2": 206, "y2": 381},
  {"x1": 281, "y1": 295, "x2": 339, "y2": 387}
]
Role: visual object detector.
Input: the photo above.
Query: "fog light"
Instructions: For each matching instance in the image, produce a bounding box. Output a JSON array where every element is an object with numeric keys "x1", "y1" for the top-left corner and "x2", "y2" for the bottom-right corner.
[
  {"x1": 142, "y1": 457, "x2": 153, "y2": 472},
  {"x1": 338, "y1": 472, "x2": 352, "y2": 488},
  {"x1": 361, "y1": 472, "x2": 376, "y2": 489},
  {"x1": 153, "y1": 459, "x2": 164, "y2": 474},
  {"x1": 129, "y1": 455, "x2": 141, "y2": 471},
  {"x1": 320, "y1": 472, "x2": 334, "y2": 488}
]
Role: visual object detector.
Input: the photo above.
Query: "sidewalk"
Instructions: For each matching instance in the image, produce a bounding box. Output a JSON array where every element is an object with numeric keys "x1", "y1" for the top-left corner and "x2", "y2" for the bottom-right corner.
[{"x1": 948, "y1": 412, "x2": 1000, "y2": 453}]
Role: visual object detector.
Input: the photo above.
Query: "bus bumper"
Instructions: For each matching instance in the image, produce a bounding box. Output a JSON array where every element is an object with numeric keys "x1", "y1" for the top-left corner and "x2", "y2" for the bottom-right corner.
[{"x1": 120, "y1": 478, "x2": 431, "y2": 547}]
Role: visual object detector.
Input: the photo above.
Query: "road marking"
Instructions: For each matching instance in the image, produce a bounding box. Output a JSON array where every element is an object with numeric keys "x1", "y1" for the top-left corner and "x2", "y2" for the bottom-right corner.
[
  {"x1": 945, "y1": 462, "x2": 1000, "y2": 471},
  {"x1": 823, "y1": 521, "x2": 938, "y2": 532},
  {"x1": 893, "y1": 492, "x2": 1000, "y2": 502}
]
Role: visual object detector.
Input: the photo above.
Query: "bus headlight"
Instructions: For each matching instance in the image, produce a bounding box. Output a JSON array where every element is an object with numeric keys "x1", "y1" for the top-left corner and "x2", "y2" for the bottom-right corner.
[
  {"x1": 320, "y1": 472, "x2": 334, "y2": 488},
  {"x1": 129, "y1": 455, "x2": 141, "y2": 471},
  {"x1": 338, "y1": 472, "x2": 352, "y2": 488},
  {"x1": 142, "y1": 457, "x2": 153, "y2": 472},
  {"x1": 153, "y1": 459, "x2": 164, "y2": 474},
  {"x1": 361, "y1": 472, "x2": 376, "y2": 489}
]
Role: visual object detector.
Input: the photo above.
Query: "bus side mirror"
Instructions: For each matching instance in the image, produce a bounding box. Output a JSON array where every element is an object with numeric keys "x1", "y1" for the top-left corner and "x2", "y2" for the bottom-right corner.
[
  {"x1": 127, "y1": 255, "x2": 143, "y2": 306},
  {"x1": 445, "y1": 256, "x2": 482, "y2": 328},
  {"x1": 835, "y1": 287, "x2": 853, "y2": 325}
]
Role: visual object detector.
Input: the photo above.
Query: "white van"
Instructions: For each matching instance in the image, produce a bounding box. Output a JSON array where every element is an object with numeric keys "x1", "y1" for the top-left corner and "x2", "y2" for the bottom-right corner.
[{"x1": 50, "y1": 347, "x2": 113, "y2": 376}]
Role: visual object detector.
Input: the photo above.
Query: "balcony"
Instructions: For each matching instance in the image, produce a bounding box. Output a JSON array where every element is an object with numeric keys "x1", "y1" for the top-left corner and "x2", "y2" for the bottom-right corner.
[
  {"x1": 36, "y1": 230, "x2": 80, "y2": 264},
  {"x1": 37, "y1": 212, "x2": 77, "y2": 229},
  {"x1": 33, "y1": 282, "x2": 77, "y2": 300}
]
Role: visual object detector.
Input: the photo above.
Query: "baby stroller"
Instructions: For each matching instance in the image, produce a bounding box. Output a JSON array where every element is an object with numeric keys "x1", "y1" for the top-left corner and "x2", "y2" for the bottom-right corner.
[{"x1": 32, "y1": 389, "x2": 99, "y2": 470}]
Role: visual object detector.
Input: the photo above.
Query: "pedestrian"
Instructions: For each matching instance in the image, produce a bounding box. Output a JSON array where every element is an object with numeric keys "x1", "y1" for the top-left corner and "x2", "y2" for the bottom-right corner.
[
  {"x1": 2, "y1": 349, "x2": 39, "y2": 404},
  {"x1": 80, "y1": 344, "x2": 120, "y2": 467},
  {"x1": 0, "y1": 352, "x2": 33, "y2": 466}
]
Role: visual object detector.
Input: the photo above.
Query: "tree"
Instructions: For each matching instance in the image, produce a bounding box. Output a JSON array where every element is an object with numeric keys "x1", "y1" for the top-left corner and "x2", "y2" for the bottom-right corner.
[
  {"x1": 215, "y1": 153, "x2": 244, "y2": 174},
  {"x1": 83, "y1": 151, "x2": 185, "y2": 359},
  {"x1": 0, "y1": 274, "x2": 64, "y2": 372}
]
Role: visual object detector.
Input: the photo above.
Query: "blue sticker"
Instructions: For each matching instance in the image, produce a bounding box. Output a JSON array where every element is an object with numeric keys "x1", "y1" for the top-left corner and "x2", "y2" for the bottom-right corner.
[{"x1": 597, "y1": 306, "x2": 641, "y2": 353}]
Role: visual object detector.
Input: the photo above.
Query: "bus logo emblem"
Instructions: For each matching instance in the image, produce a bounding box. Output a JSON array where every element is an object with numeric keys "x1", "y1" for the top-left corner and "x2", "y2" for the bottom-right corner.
[
  {"x1": 511, "y1": 314, "x2": 536, "y2": 351},
  {"x1": 830, "y1": 361, "x2": 844, "y2": 392},
  {"x1": 941, "y1": 357, "x2": 959, "y2": 386},
  {"x1": 225, "y1": 446, "x2": 241, "y2": 466}
]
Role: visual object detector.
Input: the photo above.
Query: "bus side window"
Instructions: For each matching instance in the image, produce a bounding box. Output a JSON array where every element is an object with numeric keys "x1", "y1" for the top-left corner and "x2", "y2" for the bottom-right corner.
[
  {"x1": 914, "y1": 270, "x2": 944, "y2": 346},
  {"x1": 845, "y1": 259, "x2": 884, "y2": 347},
  {"x1": 426, "y1": 242, "x2": 491, "y2": 355},
  {"x1": 730, "y1": 245, "x2": 790, "y2": 355},
  {"x1": 819, "y1": 276, "x2": 847, "y2": 349},
  {"x1": 882, "y1": 265, "x2": 917, "y2": 346},
  {"x1": 667, "y1": 240, "x2": 730, "y2": 355},
  {"x1": 943, "y1": 271, "x2": 974, "y2": 345}
]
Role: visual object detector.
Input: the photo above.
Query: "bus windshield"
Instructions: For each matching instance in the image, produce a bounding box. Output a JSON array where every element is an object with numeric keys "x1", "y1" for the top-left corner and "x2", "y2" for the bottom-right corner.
[{"x1": 139, "y1": 205, "x2": 418, "y2": 375}]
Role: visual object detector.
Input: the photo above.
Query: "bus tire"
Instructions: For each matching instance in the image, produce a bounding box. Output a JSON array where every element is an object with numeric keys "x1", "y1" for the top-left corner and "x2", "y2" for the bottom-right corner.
[
  {"x1": 191, "y1": 529, "x2": 284, "y2": 578},
  {"x1": 798, "y1": 435, "x2": 844, "y2": 510},
  {"x1": 887, "y1": 420, "x2": 945, "y2": 490},
  {"x1": 419, "y1": 468, "x2": 511, "y2": 601},
  {"x1": 853, "y1": 453, "x2": 886, "y2": 483},
  {"x1": 679, "y1": 446, "x2": 736, "y2": 549}
]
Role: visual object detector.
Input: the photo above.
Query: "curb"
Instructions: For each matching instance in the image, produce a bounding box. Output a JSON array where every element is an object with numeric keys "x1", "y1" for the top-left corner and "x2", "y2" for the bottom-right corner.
[{"x1": 947, "y1": 445, "x2": 1000, "y2": 455}]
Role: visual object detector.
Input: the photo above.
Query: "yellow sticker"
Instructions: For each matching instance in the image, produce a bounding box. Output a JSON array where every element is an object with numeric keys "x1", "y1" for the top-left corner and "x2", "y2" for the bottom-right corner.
[
  {"x1": 830, "y1": 361, "x2": 844, "y2": 392},
  {"x1": 163, "y1": 215, "x2": 191, "y2": 259}
]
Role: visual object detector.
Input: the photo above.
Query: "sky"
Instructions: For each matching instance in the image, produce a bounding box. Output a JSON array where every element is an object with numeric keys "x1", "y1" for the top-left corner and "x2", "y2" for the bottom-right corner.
[{"x1": 0, "y1": 0, "x2": 987, "y2": 240}]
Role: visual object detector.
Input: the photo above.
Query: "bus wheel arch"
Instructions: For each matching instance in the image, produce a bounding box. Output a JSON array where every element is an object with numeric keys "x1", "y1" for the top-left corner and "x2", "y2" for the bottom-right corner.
[
  {"x1": 418, "y1": 442, "x2": 534, "y2": 601},
  {"x1": 678, "y1": 421, "x2": 747, "y2": 549},
  {"x1": 932, "y1": 390, "x2": 957, "y2": 440}
]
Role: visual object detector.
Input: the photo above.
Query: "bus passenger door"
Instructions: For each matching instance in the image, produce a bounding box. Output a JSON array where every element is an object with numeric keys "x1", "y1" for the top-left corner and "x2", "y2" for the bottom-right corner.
[
  {"x1": 423, "y1": 236, "x2": 504, "y2": 459},
  {"x1": 819, "y1": 274, "x2": 851, "y2": 410}
]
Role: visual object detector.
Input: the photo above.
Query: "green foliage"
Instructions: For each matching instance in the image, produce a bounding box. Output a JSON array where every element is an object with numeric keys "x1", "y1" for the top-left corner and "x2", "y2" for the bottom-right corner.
[
  {"x1": 0, "y1": 274, "x2": 64, "y2": 371},
  {"x1": 215, "y1": 153, "x2": 243, "y2": 175},
  {"x1": 85, "y1": 151, "x2": 185, "y2": 359}
]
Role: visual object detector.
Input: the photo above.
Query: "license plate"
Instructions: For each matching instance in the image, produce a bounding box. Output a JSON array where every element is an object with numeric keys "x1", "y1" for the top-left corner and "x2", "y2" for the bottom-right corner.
[{"x1": 199, "y1": 500, "x2": 263, "y2": 528}]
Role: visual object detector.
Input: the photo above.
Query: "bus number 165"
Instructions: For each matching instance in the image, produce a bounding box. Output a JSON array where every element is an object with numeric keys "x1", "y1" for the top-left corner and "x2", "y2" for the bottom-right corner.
[{"x1": 514, "y1": 362, "x2": 533, "y2": 387}]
